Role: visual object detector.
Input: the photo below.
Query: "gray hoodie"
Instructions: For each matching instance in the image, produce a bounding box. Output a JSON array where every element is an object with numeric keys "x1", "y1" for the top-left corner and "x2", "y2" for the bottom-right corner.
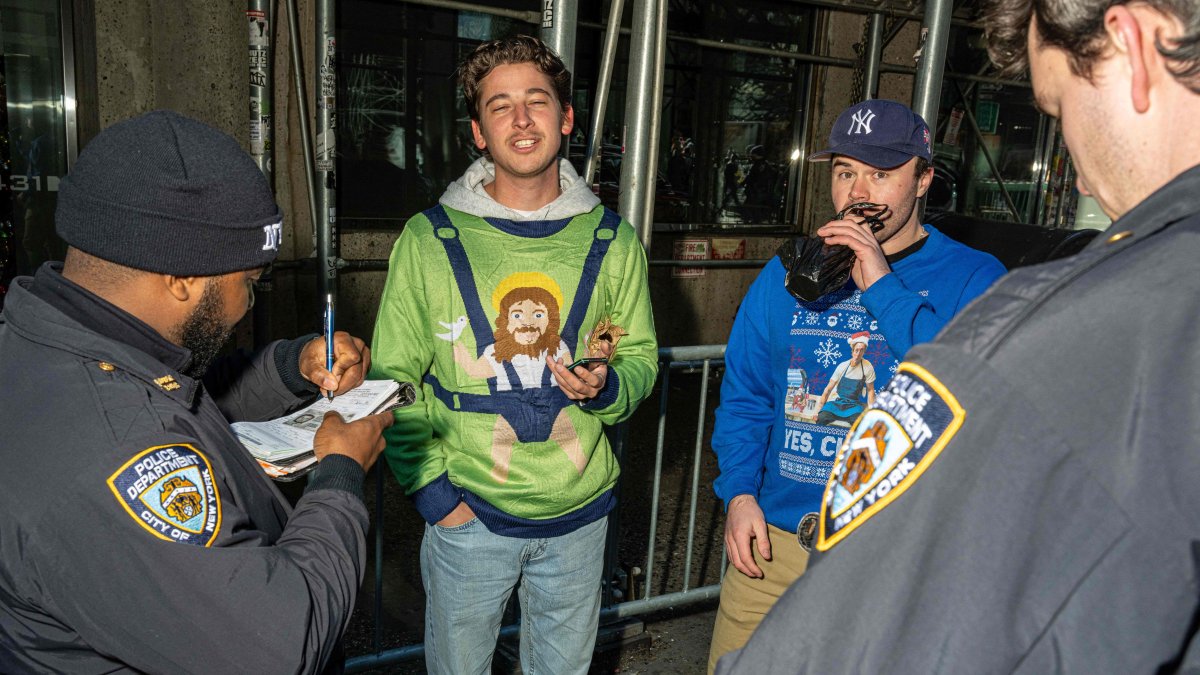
[{"x1": 439, "y1": 157, "x2": 601, "y2": 222}]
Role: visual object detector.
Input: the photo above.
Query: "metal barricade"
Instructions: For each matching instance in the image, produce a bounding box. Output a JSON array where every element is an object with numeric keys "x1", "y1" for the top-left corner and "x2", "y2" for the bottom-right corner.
[{"x1": 346, "y1": 344, "x2": 728, "y2": 672}]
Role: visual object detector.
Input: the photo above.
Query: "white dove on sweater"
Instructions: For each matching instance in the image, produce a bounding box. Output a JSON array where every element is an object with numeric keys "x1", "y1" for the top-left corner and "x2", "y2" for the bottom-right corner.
[{"x1": 435, "y1": 315, "x2": 468, "y2": 342}]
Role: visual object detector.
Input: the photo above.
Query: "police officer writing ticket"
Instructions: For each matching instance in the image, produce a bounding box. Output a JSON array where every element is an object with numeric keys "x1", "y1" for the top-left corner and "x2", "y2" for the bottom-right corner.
[{"x1": 232, "y1": 379, "x2": 414, "y2": 480}]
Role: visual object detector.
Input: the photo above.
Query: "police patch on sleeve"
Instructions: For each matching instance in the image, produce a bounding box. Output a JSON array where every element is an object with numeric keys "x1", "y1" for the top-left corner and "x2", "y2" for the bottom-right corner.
[
  {"x1": 817, "y1": 363, "x2": 964, "y2": 551},
  {"x1": 107, "y1": 444, "x2": 222, "y2": 546}
]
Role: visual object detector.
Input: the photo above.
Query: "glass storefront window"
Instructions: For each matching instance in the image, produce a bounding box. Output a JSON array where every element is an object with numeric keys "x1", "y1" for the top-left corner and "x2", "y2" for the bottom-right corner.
[
  {"x1": 336, "y1": 1, "x2": 551, "y2": 231},
  {"x1": 1, "y1": 0, "x2": 71, "y2": 303}
]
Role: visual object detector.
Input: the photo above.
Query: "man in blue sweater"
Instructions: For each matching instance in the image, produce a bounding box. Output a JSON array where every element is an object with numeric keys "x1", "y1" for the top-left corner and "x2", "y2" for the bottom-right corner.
[{"x1": 707, "y1": 99, "x2": 1005, "y2": 671}]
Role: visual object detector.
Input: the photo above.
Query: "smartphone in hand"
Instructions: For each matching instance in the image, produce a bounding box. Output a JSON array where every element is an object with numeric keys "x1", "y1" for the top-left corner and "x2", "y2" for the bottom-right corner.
[{"x1": 567, "y1": 357, "x2": 608, "y2": 370}]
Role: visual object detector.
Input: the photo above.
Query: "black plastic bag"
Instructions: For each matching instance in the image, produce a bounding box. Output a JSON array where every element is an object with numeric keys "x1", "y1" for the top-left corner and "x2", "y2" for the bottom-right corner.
[{"x1": 776, "y1": 202, "x2": 890, "y2": 302}]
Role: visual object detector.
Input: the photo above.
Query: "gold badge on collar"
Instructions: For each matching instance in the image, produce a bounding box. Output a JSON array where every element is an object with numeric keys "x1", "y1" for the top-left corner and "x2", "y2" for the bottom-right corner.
[{"x1": 154, "y1": 375, "x2": 182, "y2": 391}]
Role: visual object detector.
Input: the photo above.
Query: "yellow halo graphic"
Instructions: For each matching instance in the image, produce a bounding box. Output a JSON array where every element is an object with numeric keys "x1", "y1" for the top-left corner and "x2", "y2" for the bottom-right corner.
[{"x1": 491, "y1": 272, "x2": 564, "y2": 313}]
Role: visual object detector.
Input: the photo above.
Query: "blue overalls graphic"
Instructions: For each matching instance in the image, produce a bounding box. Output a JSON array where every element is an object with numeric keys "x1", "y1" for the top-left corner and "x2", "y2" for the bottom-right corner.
[{"x1": 422, "y1": 204, "x2": 620, "y2": 481}]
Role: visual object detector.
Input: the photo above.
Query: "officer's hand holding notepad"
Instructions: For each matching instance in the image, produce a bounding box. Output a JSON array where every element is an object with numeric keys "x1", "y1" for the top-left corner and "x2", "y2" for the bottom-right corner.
[{"x1": 232, "y1": 380, "x2": 415, "y2": 480}]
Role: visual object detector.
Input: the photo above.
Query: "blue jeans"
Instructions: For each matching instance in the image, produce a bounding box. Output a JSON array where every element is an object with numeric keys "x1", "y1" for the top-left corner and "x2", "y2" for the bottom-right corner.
[{"x1": 420, "y1": 515, "x2": 608, "y2": 675}]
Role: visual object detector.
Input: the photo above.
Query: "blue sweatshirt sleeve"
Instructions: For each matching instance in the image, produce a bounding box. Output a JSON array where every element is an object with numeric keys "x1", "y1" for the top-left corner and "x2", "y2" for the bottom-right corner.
[
  {"x1": 711, "y1": 261, "x2": 782, "y2": 507},
  {"x1": 861, "y1": 250, "x2": 1006, "y2": 360}
]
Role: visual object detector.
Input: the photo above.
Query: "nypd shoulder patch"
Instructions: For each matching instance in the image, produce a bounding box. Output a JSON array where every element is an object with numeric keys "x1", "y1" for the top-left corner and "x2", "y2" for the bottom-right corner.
[
  {"x1": 818, "y1": 363, "x2": 964, "y2": 551},
  {"x1": 107, "y1": 444, "x2": 222, "y2": 546}
]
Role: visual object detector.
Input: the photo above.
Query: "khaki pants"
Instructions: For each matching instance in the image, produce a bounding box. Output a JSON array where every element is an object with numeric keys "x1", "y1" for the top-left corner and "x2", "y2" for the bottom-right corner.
[{"x1": 707, "y1": 524, "x2": 811, "y2": 673}]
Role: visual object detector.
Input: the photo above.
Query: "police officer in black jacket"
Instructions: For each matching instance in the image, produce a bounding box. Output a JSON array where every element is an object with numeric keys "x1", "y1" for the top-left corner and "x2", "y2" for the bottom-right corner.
[
  {"x1": 0, "y1": 110, "x2": 392, "y2": 673},
  {"x1": 718, "y1": 0, "x2": 1200, "y2": 672}
]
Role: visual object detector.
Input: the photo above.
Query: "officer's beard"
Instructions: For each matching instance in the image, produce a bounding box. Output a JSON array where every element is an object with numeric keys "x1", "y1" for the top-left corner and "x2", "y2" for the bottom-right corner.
[{"x1": 177, "y1": 280, "x2": 234, "y2": 378}]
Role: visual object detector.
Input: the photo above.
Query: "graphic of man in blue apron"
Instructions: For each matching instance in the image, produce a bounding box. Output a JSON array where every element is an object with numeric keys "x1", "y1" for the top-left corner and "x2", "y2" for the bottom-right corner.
[
  {"x1": 815, "y1": 331, "x2": 876, "y2": 427},
  {"x1": 448, "y1": 272, "x2": 585, "y2": 482}
]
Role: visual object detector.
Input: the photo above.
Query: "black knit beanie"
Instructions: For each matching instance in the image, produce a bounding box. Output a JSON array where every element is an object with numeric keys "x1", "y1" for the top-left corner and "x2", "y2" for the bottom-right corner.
[{"x1": 56, "y1": 110, "x2": 283, "y2": 276}]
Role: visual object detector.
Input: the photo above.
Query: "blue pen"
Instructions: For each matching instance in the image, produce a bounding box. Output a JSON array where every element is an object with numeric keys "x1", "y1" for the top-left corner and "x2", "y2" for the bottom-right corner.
[{"x1": 324, "y1": 293, "x2": 335, "y2": 400}]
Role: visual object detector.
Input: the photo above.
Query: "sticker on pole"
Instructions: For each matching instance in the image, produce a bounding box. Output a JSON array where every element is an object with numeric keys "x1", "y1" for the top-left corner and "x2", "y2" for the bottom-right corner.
[{"x1": 672, "y1": 238, "x2": 709, "y2": 278}]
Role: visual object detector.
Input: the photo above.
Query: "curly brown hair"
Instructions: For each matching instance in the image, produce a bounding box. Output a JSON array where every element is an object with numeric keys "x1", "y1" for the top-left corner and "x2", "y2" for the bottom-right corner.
[
  {"x1": 982, "y1": 0, "x2": 1200, "y2": 93},
  {"x1": 458, "y1": 35, "x2": 573, "y2": 122}
]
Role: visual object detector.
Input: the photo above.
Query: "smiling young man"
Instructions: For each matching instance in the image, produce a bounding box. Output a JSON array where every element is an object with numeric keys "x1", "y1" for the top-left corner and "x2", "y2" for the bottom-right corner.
[
  {"x1": 716, "y1": 1, "x2": 1200, "y2": 673},
  {"x1": 370, "y1": 35, "x2": 657, "y2": 674},
  {"x1": 707, "y1": 99, "x2": 1005, "y2": 672}
]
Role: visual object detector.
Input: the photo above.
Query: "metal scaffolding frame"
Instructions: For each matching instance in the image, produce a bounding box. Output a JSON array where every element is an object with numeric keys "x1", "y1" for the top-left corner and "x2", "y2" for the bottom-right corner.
[
  {"x1": 575, "y1": 19, "x2": 1020, "y2": 89},
  {"x1": 284, "y1": 0, "x2": 321, "y2": 277},
  {"x1": 288, "y1": 0, "x2": 1014, "y2": 279},
  {"x1": 862, "y1": 12, "x2": 885, "y2": 100}
]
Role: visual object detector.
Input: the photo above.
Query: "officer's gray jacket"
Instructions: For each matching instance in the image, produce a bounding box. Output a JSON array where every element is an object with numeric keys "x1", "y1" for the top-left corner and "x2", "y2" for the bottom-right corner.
[
  {"x1": 0, "y1": 269, "x2": 368, "y2": 674},
  {"x1": 718, "y1": 165, "x2": 1200, "y2": 673}
]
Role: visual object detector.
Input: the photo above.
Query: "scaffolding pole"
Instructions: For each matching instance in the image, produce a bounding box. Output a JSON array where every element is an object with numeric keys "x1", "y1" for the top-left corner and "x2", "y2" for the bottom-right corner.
[
  {"x1": 539, "y1": 0, "x2": 579, "y2": 159},
  {"x1": 248, "y1": 0, "x2": 275, "y2": 347},
  {"x1": 315, "y1": 0, "x2": 338, "y2": 300},
  {"x1": 862, "y1": 13, "x2": 884, "y2": 100},
  {"x1": 248, "y1": 0, "x2": 273, "y2": 182},
  {"x1": 284, "y1": 0, "x2": 320, "y2": 268},
  {"x1": 619, "y1": 0, "x2": 667, "y2": 250},
  {"x1": 911, "y1": 0, "x2": 954, "y2": 130},
  {"x1": 584, "y1": 0, "x2": 625, "y2": 186},
  {"x1": 539, "y1": 0, "x2": 579, "y2": 82}
]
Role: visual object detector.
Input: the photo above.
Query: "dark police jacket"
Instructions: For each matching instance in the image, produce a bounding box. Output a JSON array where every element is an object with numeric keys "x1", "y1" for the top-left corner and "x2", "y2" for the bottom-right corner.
[
  {"x1": 718, "y1": 166, "x2": 1200, "y2": 673},
  {"x1": 0, "y1": 266, "x2": 368, "y2": 674}
]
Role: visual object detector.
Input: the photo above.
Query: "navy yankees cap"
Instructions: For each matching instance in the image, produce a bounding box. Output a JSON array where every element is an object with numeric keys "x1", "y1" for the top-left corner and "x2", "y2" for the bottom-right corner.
[{"x1": 809, "y1": 99, "x2": 932, "y2": 168}]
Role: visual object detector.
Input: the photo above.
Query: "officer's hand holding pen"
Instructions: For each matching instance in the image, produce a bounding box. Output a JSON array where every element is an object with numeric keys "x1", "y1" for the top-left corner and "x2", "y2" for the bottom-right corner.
[
  {"x1": 300, "y1": 331, "x2": 371, "y2": 397},
  {"x1": 324, "y1": 294, "x2": 335, "y2": 400}
]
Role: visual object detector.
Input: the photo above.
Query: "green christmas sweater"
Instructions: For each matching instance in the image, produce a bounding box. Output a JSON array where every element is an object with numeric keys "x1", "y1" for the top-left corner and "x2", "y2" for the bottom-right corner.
[{"x1": 370, "y1": 200, "x2": 658, "y2": 536}]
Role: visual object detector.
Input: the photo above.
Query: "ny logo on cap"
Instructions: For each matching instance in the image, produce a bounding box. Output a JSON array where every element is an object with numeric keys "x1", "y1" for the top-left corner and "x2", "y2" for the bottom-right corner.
[
  {"x1": 262, "y1": 221, "x2": 282, "y2": 251},
  {"x1": 847, "y1": 109, "x2": 876, "y2": 136}
]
